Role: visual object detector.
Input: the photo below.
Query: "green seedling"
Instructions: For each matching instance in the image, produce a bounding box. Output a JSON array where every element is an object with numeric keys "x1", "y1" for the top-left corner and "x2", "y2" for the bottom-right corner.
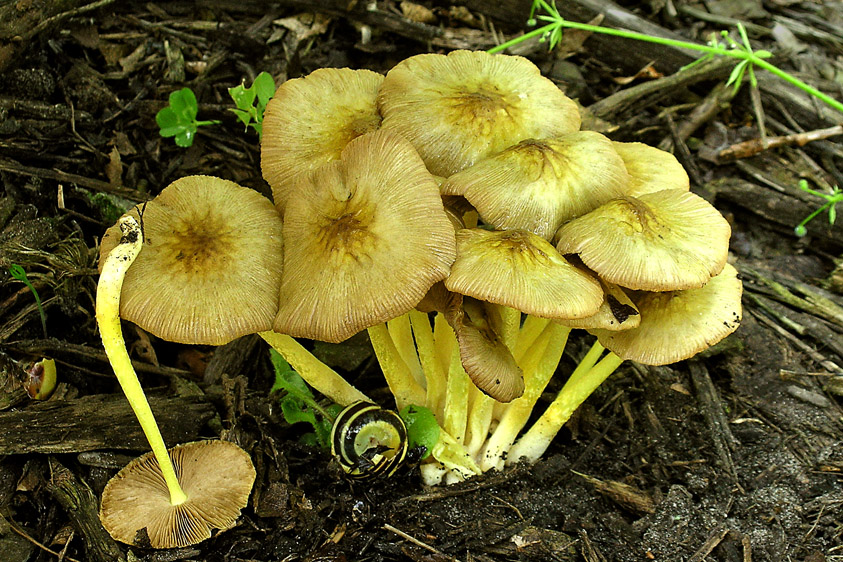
[
  {"x1": 794, "y1": 180, "x2": 842, "y2": 237},
  {"x1": 489, "y1": 0, "x2": 843, "y2": 116},
  {"x1": 228, "y1": 71, "x2": 276, "y2": 140},
  {"x1": 156, "y1": 87, "x2": 221, "y2": 147},
  {"x1": 9, "y1": 264, "x2": 47, "y2": 338},
  {"x1": 399, "y1": 404, "x2": 440, "y2": 460},
  {"x1": 270, "y1": 349, "x2": 342, "y2": 448}
]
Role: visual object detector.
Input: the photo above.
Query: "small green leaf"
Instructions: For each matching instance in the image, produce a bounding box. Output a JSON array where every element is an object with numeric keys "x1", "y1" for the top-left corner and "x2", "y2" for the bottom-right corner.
[
  {"x1": 155, "y1": 107, "x2": 181, "y2": 129},
  {"x1": 229, "y1": 108, "x2": 253, "y2": 127},
  {"x1": 169, "y1": 87, "x2": 199, "y2": 121},
  {"x1": 253, "y1": 71, "x2": 276, "y2": 107},
  {"x1": 228, "y1": 83, "x2": 257, "y2": 110},
  {"x1": 174, "y1": 128, "x2": 195, "y2": 148},
  {"x1": 400, "y1": 404, "x2": 440, "y2": 459}
]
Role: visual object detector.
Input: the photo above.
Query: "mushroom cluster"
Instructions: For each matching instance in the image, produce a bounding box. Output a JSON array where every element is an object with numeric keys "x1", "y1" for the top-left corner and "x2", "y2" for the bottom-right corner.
[
  {"x1": 257, "y1": 50, "x2": 742, "y2": 484},
  {"x1": 96, "y1": 48, "x2": 743, "y2": 537}
]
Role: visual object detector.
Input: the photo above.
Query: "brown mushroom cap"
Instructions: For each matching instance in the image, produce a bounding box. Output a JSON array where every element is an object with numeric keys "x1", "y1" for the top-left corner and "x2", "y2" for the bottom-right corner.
[
  {"x1": 445, "y1": 228, "x2": 603, "y2": 320},
  {"x1": 589, "y1": 263, "x2": 742, "y2": 365},
  {"x1": 99, "y1": 176, "x2": 284, "y2": 345},
  {"x1": 452, "y1": 297, "x2": 524, "y2": 402},
  {"x1": 612, "y1": 141, "x2": 689, "y2": 197},
  {"x1": 442, "y1": 133, "x2": 630, "y2": 239},
  {"x1": 261, "y1": 68, "x2": 383, "y2": 214},
  {"x1": 274, "y1": 129, "x2": 456, "y2": 343},
  {"x1": 555, "y1": 189, "x2": 731, "y2": 291},
  {"x1": 378, "y1": 50, "x2": 581, "y2": 177},
  {"x1": 99, "y1": 440, "x2": 256, "y2": 549}
]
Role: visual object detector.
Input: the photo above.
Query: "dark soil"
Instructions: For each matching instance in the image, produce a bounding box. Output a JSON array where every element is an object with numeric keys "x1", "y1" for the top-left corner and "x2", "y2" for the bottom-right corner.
[{"x1": 0, "y1": 1, "x2": 842, "y2": 561}]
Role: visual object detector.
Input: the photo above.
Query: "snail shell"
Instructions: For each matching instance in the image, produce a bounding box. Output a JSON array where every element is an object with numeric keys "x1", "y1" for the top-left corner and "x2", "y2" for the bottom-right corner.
[{"x1": 330, "y1": 401, "x2": 408, "y2": 479}]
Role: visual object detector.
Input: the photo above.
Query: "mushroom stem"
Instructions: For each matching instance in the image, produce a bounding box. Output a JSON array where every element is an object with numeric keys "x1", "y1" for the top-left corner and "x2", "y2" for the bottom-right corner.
[
  {"x1": 96, "y1": 215, "x2": 188, "y2": 506},
  {"x1": 508, "y1": 344, "x2": 624, "y2": 464},
  {"x1": 258, "y1": 331, "x2": 369, "y2": 406},
  {"x1": 478, "y1": 321, "x2": 569, "y2": 472},
  {"x1": 387, "y1": 313, "x2": 425, "y2": 388},
  {"x1": 409, "y1": 310, "x2": 446, "y2": 418},
  {"x1": 367, "y1": 322, "x2": 426, "y2": 411}
]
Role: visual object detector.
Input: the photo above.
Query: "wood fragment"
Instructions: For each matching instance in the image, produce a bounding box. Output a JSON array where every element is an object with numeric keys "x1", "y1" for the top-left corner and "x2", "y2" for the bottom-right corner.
[
  {"x1": 46, "y1": 458, "x2": 125, "y2": 562},
  {"x1": 0, "y1": 394, "x2": 214, "y2": 455},
  {"x1": 718, "y1": 125, "x2": 843, "y2": 162},
  {"x1": 658, "y1": 82, "x2": 738, "y2": 151},
  {"x1": 687, "y1": 526, "x2": 729, "y2": 562},
  {"x1": 688, "y1": 362, "x2": 741, "y2": 487},
  {"x1": 588, "y1": 57, "x2": 734, "y2": 121}
]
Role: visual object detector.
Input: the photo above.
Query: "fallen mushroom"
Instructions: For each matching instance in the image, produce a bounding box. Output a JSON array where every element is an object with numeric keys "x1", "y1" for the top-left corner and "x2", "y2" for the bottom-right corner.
[{"x1": 99, "y1": 440, "x2": 255, "y2": 548}]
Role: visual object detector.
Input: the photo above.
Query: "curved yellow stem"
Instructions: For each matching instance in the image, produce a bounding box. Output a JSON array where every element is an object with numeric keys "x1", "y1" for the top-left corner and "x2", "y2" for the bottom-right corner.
[
  {"x1": 259, "y1": 331, "x2": 369, "y2": 406},
  {"x1": 96, "y1": 215, "x2": 187, "y2": 506}
]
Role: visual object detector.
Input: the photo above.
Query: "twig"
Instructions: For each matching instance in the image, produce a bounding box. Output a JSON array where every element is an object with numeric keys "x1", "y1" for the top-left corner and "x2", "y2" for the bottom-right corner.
[
  {"x1": 383, "y1": 523, "x2": 462, "y2": 562},
  {"x1": 688, "y1": 526, "x2": 730, "y2": 562},
  {"x1": 24, "y1": 0, "x2": 117, "y2": 40},
  {"x1": 8, "y1": 520, "x2": 83, "y2": 562},
  {"x1": 718, "y1": 125, "x2": 843, "y2": 161}
]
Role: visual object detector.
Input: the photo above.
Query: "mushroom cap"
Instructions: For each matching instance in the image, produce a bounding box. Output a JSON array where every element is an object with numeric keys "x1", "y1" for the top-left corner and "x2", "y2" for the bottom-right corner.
[
  {"x1": 378, "y1": 50, "x2": 581, "y2": 177},
  {"x1": 442, "y1": 133, "x2": 630, "y2": 239},
  {"x1": 558, "y1": 280, "x2": 640, "y2": 331},
  {"x1": 274, "y1": 129, "x2": 457, "y2": 343},
  {"x1": 445, "y1": 228, "x2": 603, "y2": 320},
  {"x1": 612, "y1": 141, "x2": 689, "y2": 197},
  {"x1": 452, "y1": 297, "x2": 524, "y2": 402},
  {"x1": 261, "y1": 68, "x2": 384, "y2": 214},
  {"x1": 99, "y1": 440, "x2": 256, "y2": 549},
  {"x1": 589, "y1": 263, "x2": 742, "y2": 365},
  {"x1": 555, "y1": 189, "x2": 731, "y2": 291},
  {"x1": 99, "y1": 176, "x2": 284, "y2": 345}
]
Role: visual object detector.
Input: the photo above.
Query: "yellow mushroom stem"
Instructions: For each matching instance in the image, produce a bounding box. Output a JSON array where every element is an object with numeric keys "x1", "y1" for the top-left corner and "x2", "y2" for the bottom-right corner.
[
  {"x1": 96, "y1": 214, "x2": 187, "y2": 506},
  {"x1": 508, "y1": 342, "x2": 624, "y2": 464},
  {"x1": 258, "y1": 331, "x2": 370, "y2": 406}
]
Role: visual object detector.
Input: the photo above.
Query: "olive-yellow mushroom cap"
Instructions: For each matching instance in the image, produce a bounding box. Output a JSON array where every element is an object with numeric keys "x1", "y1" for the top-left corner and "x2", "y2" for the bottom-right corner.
[
  {"x1": 558, "y1": 280, "x2": 640, "y2": 331},
  {"x1": 445, "y1": 228, "x2": 603, "y2": 320},
  {"x1": 99, "y1": 440, "x2": 256, "y2": 549},
  {"x1": 612, "y1": 141, "x2": 689, "y2": 197},
  {"x1": 275, "y1": 129, "x2": 456, "y2": 343},
  {"x1": 589, "y1": 263, "x2": 742, "y2": 365},
  {"x1": 378, "y1": 50, "x2": 581, "y2": 177},
  {"x1": 555, "y1": 189, "x2": 731, "y2": 291},
  {"x1": 442, "y1": 133, "x2": 630, "y2": 239},
  {"x1": 99, "y1": 175, "x2": 284, "y2": 345},
  {"x1": 261, "y1": 68, "x2": 383, "y2": 214}
]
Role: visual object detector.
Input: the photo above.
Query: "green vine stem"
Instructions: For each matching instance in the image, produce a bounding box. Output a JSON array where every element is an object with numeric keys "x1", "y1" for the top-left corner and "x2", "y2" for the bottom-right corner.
[{"x1": 488, "y1": 0, "x2": 843, "y2": 115}]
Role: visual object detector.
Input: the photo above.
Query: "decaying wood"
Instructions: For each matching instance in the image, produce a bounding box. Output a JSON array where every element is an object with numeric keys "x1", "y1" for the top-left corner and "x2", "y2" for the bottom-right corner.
[
  {"x1": 47, "y1": 458, "x2": 125, "y2": 562},
  {"x1": 587, "y1": 57, "x2": 734, "y2": 121},
  {"x1": 718, "y1": 125, "x2": 843, "y2": 161},
  {"x1": 0, "y1": 394, "x2": 214, "y2": 455},
  {"x1": 712, "y1": 178, "x2": 843, "y2": 245},
  {"x1": 0, "y1": 0, "x2": 117, "y2": 73},
  {"x1": 688, "y1": 362, "x2": 739, "y2": 485}
]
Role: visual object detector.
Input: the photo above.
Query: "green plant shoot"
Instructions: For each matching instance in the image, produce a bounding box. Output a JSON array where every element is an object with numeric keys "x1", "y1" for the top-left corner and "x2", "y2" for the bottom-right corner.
[
  {"x1": 8, "y1": 264, "x2": 47, "y2": 338},
  {"x1": 269, "y1": 349, "x2": 341, "y2": 448},
  {"x1": 794, "y1": 180, "x2": 842, "y2": 237},
  {"x1": 489, "y1": 0, "x2": 843, "y2": 116},
  {"x1": 156, "y1": 87, "x2": 221, "y2": 147},
  {"x1": 228, "y1": 71, "x2": 276, "y2": 140},
  {"x1": 399, "y1": 404, "x2": 440, "y2": 460}
]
